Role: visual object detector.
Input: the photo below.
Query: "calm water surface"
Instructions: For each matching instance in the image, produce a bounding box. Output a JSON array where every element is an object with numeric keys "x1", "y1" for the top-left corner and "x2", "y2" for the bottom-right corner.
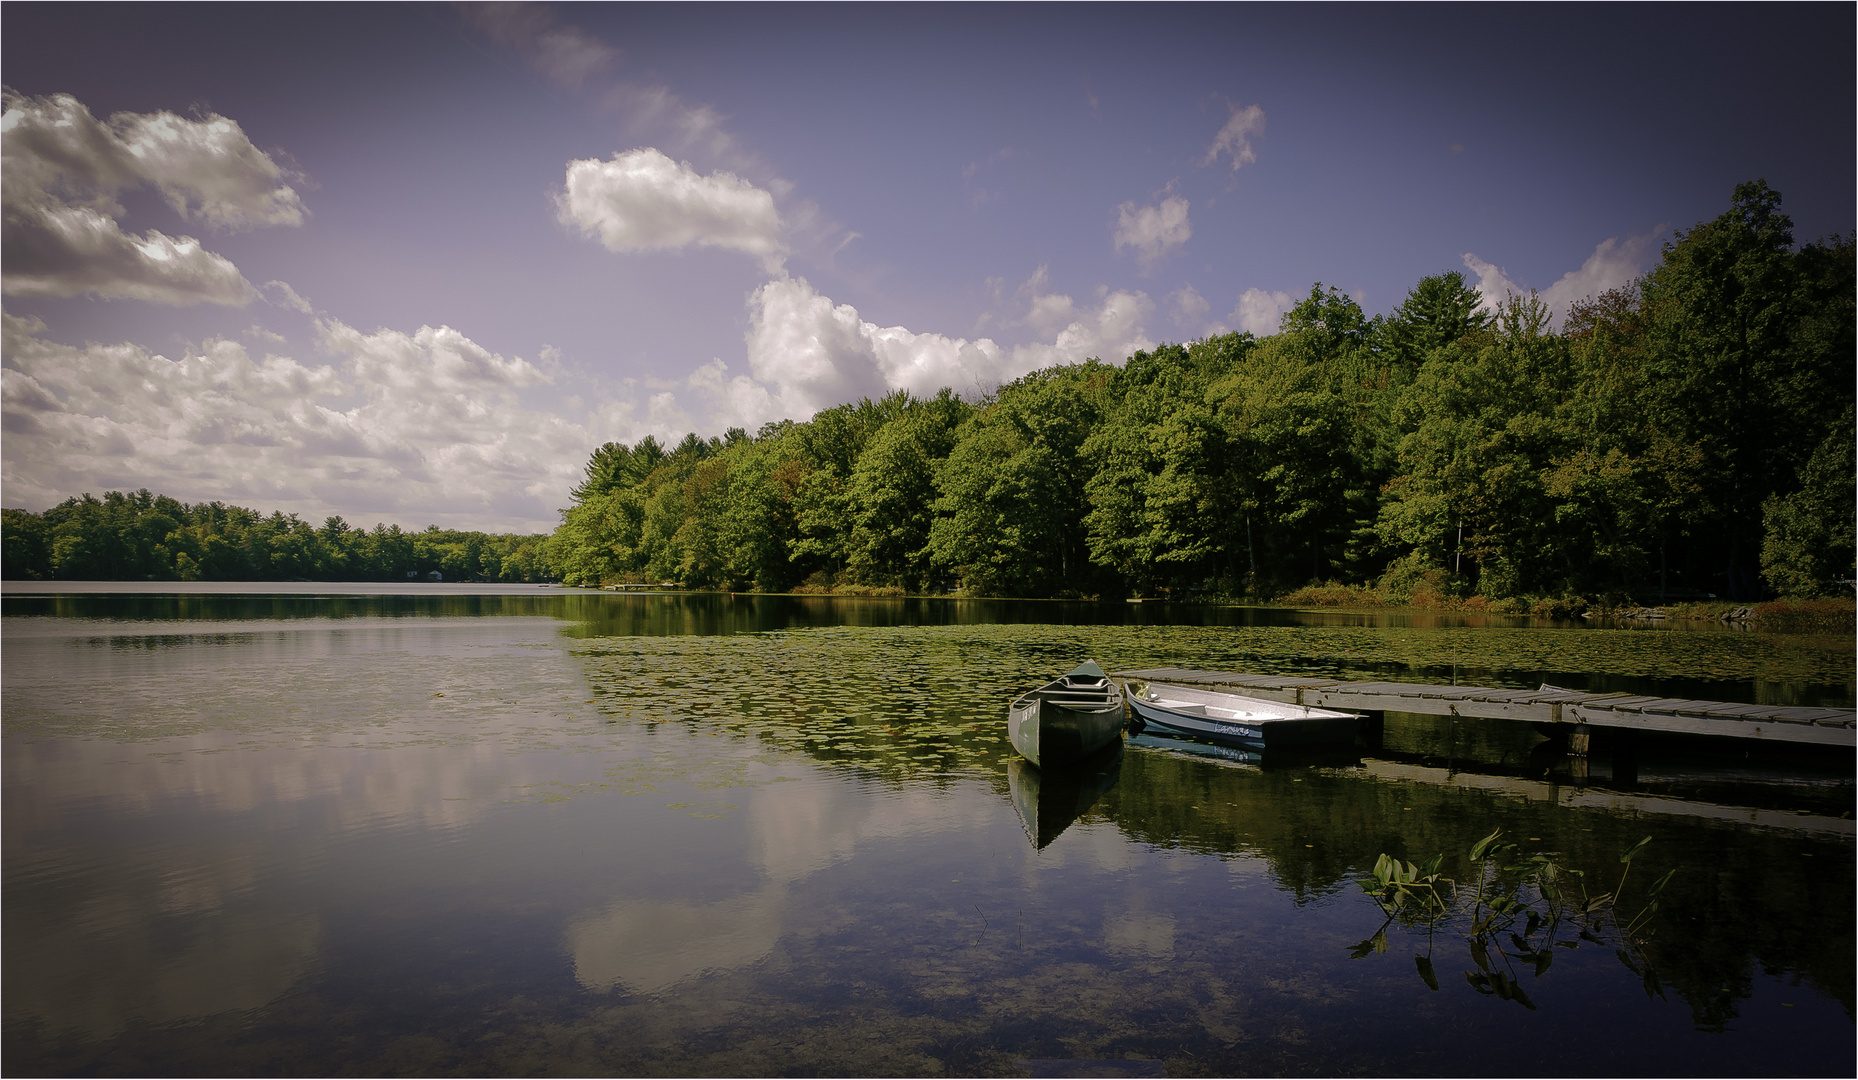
[{"x1": 4, "y1": 586, "x2": 1853, "y2": 1076}]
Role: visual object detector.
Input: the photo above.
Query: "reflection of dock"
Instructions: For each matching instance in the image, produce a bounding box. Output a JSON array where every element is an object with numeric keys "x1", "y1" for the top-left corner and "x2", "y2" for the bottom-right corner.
[
  {"x1": 1359, "y1": 759, "x2": 1855, "y2": 838},
  {"x1": 1114, "y1": 669, "x2": 1856, "y2": 749}
]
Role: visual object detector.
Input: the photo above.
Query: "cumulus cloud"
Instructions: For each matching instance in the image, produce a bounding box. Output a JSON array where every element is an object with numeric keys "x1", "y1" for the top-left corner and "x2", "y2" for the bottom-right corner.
[
  {"x1": 1459, "y1": 254, "x2": 1522, "y2": 313},
  {"x1": 1008, "y1": 284, "x2": 1153, "y2": 372},
  {"x1": 1462, "y1": 230, "x2": 1664, "y2": 325},
  {"x1": 110, "y1": 111, "x2": 306, "y2": 229},
  {"x1": 1112, "y1": 194, "x2": 1191, "y2": 273},
  {"x1": 741, "y1": 277, "x2": 1011, "y2": 421},
  {"x1": 1, "y1": 90, "x2": 304, "y2": 305},
  {"x1": 1167, "y1": 285, "x2": 1292, "y2": 340},
  {"x1": 0, "y1": 311, "x2": 596, "y2": 532},
  {"x1": 1201, "y1": 100, "x2": 1266, "y2": 172},
  {"x1": 1229, "y1": 287, "x2": 1294, "y2": 337},
  {"x1": 1, "y1": 204, "x2": 252, "y2": 306},
  {"x1": 744, "y1": 278, "x2": 895, "y2": 415},
  {"x1": 457, "y1": 3, "x2": 618, "y2": 89},
  {"x1": 557, "y1": 148, "x2": 784, "y2": 270},
  {"x1": 710, "y1": 273, "x2": 1153, "y2": 428}
]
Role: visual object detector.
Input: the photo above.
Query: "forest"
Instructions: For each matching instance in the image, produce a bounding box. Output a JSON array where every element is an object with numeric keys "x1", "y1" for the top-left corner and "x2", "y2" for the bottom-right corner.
[
  {"x1": 4, "y1": 182, "x2": 1852, "y2": 601},
  {"x1": 0, "y1": 492, "x2": 549, "y2": 583},
  {"x1": 541, "y1": 182, "x2": 1853, "y2": 603}
]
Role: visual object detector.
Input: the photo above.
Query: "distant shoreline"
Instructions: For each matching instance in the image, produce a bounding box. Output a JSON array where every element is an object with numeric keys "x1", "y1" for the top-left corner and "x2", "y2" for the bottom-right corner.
[
  {"x1": 0, "y1": 580, "x2": 597, "y2": 596},
  {"x1": 7, "y1": 580, "x2": 1847, "y2": 632}
]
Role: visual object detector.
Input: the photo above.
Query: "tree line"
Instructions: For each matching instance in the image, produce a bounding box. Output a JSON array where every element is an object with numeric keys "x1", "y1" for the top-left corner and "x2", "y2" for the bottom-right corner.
[
  {"x1": 1, "y1": 490, "x2": 549, "y2": 582},
  {"x1": 544, "y1": 181, "x2": 1853, "y2": 602},
  {"x1": 4, "y1": 182, "x2": 1850, "y2": 599}
]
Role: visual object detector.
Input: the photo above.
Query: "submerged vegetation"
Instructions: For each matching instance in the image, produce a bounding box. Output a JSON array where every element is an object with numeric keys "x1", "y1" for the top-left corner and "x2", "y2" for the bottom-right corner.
[{"x1": 545, "y1": 182, "x2": 1853, "y2": 603}]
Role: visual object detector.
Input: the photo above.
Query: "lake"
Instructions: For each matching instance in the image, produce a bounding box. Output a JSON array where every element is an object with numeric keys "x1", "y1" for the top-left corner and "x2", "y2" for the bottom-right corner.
[{"x1": 3, "y1": 584, "x2": 1852, "y2": 1076}]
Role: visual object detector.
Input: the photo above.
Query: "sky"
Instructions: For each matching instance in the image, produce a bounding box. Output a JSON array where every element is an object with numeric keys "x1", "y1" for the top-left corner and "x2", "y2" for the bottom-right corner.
[{"x1": 3, "y1": 3, "x2": 1851, "y2": 534}]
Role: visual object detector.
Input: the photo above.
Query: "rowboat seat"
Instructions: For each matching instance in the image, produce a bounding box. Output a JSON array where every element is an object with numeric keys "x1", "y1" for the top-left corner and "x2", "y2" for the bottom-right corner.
[{"x1": 1154, "y1": 701, "x2": 1206, "y2": 715}]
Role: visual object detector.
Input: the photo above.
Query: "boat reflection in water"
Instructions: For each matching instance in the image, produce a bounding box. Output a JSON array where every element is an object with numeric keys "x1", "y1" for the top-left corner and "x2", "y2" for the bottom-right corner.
[{"x1": 1007, "y1": 743, "x2": 1125, "y2": 850}]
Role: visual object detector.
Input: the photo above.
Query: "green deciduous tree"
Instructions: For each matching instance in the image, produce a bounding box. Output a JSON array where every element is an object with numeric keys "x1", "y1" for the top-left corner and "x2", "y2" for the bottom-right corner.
[
  {"x1": 1760, "y1": 405, "x2": 1856, "y2": 596},
  {"x1": 930, "y1": 366, "x2": 1108, "y2": 595}
]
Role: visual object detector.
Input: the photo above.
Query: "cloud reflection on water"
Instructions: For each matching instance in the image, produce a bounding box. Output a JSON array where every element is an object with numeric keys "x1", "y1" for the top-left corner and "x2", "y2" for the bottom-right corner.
[
  {"x1": 564, "y1": 776, "x2": 998, "y2": 994},
  {"x1": 2, "y1": 615, "x2": 614, "y2": 1036}
]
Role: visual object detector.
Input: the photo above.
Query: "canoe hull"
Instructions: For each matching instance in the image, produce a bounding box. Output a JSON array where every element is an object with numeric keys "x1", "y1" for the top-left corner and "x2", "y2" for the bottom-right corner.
[
  {"x1": 1125, "y1": 681, "x2": 1359, "y2": 750},
  {"x1": 1009, "y1": 660, "x2": 1125, "y2": 767},
  {"x1": 1009, "y1": 694, "x2": 1125, "y2": 767}
]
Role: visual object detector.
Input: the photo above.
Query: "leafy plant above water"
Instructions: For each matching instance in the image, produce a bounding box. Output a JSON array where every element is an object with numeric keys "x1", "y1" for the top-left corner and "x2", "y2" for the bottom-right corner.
[{"x1": 1355, "y1": 829, "x2": 1676, "y2": 1010}]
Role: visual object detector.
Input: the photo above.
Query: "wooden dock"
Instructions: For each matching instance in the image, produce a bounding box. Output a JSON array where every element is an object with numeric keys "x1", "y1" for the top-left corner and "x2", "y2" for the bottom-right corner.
[{"x1": 1114, "y1": 668, "x2": 1856, "y2": 749}]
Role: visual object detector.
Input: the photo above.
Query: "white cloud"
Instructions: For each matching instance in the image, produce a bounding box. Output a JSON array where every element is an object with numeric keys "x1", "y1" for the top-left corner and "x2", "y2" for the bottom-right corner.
[
  {"x1": 1462, "y1": 229, "x2": 1663, "y2": 325},
  {"x1": 744, "y1": 277, "x2": 964, "y2": 418},
  {"x1": 718, "y1": 273, "x2": 1154, "y2": 427},
  {"x1": 0, "y1": 90, "x2": 303, "y2": 306},
  {"x1": 317, "y1": 319, "x2": 550, "y2": 396},
  {"x1": 111, "y1": 111, "x2": 306, "y2": 229},
  {"x1": 1, "y1": 204, "x2": 252, "y2": 306},
  {"x1": 1112, "y1": 194, "x2": 1192, "y2": 273},
  {"x1": 1460, "y1": 255, "x2": 1522, "y2": 316},
  {"x1": 1165, "y1": 284, "x2": 1294, "y2": 341},
  {"x1": 557, "y1": 148, "x2": 784, "y2": 271},
  {"x1": 1, "y1": 312, "x2": 595, "y2": 532},
  {"x1": 1536, "y1": 232, "x2": 1663, "y2": 315},
  {"x1": 1229, "y1": 287, "x2": 1293, "y2": 337},
  {"x1": 1008, "y1": 285, "x2": 1154, "y2": 371},
  {"x1": 1201, "y1": 101, "x2": 1266, "y2": 172}
]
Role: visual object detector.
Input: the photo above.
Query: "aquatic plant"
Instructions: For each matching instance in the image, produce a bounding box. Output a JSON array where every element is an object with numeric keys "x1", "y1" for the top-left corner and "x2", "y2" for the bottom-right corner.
[{"x1": 1355, "y1": 829, "x2": 1676, "y2": 1008}]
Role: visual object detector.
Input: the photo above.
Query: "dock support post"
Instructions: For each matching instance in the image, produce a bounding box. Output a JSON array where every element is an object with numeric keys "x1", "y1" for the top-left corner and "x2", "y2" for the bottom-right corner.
[
  {"x1": 1612, "y1": 729, "x2": 1639, "y2": 786},
  {"x1": 1357, "y1": 711, "x2": 1384, "y2": 752},
  {"x1": 1568, "y1": 724, "x2": 1591, "y2": 758}
]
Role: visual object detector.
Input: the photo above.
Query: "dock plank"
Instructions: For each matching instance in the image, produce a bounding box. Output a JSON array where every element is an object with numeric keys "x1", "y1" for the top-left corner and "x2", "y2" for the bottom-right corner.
[
  {"x1": 1110, "y1": 667, "x2": 1854, "y2": 748},
  {"x1": 1580, "y1": 695, "x2": 1667, "y2": 710}
]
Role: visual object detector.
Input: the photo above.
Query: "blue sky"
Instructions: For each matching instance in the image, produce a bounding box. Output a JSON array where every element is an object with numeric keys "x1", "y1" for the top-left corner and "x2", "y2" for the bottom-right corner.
[{"x1": 3, "y1": 3, "x2": 1851, "y2": 532}]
